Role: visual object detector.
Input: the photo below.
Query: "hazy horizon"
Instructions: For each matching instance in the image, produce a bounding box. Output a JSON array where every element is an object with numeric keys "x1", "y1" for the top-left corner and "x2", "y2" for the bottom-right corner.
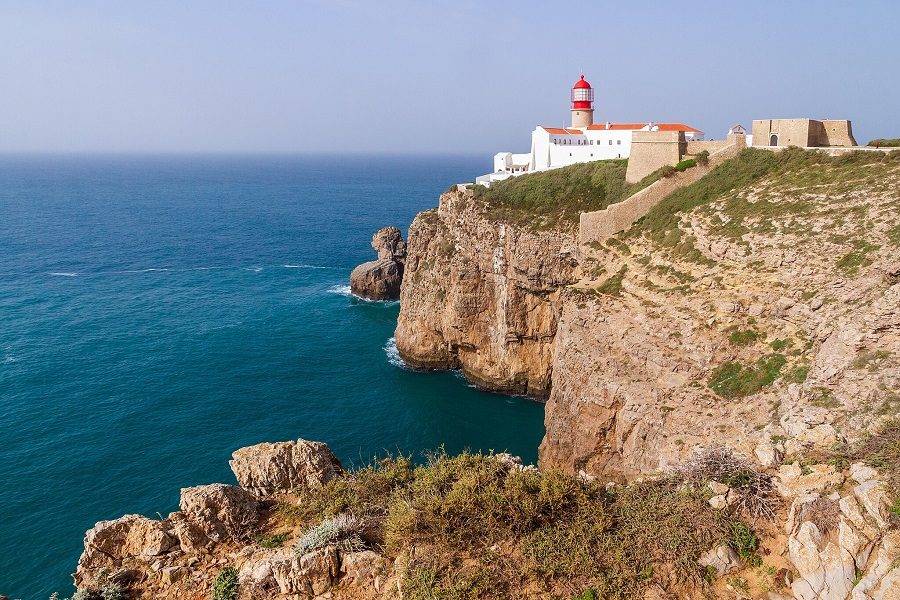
[{"x1": 2, "y1": 0, "x2": 898, "y2": 154}]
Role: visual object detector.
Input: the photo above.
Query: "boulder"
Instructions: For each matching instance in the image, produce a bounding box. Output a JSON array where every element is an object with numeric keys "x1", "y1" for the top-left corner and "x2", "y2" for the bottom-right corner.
[
  {"x1": 350, "y1": 227, "x2": 407, "y2": 300},
  {"x1": 271, "y1": 546, "x2": 340, "y2": 596},
  {"x1": 340, "y1": 550, "x2": 388, "y2": 589},
  {"x1": 350, "y1": 259, "x2": 403, "y2": 300},
  {"x1": 698, "y1": 545, "x2": 741, "y2": 576},
  {"x1": 230, "y1": 438, "x2": 344, "y2": 496},
  {"x1": 74, "y1": 514, "x2": 176, "y2": 587},
  {"x1": 168, "y1": 512, "x2": 209, "y2": 553},
  {"x1": 179, "y1": 484, "x2": 259, "y2": 544}
]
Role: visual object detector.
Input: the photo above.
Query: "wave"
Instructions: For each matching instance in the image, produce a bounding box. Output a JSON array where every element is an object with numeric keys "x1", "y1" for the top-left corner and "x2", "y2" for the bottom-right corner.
[
  {"x1": 246, "y1": 267, "x2": 263, "y2": 273},
  {"x1": 383, "y1": 337, "x2": 408, "y2": 369},
  {"x1": 2, "y1": 355, "x2": 17, "y2": 364},
  {"x1": 283, "y1": 264, "x2": 334, "y2": 270},
  {"x1": 328, "y1": 284, "x2": 353, "y2": 297},
  {"x1": 327, "y1": 284, "x2": 400, "y2": 305},
  {"x1": 119, "y1": 268, "x2": 170, "y2": 273},
  {"x1": 48, "y1": 272, "x2": 78, "y2": 277}
]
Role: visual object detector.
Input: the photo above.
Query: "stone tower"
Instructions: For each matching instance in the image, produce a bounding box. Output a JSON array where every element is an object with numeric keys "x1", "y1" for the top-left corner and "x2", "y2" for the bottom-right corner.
[{"x1": 571, "y1": 74, "x2": 594, "y2": 128}]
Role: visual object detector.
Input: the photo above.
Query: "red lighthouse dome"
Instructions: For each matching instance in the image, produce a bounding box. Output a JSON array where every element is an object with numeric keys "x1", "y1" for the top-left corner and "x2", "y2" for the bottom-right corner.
[{"x1": 571, "y1": 74, "x2": 593, "y2": 109}]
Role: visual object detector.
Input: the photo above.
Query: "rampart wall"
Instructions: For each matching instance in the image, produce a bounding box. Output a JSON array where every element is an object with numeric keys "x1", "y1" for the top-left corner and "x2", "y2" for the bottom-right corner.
[
  {"x1": 624, "y1": 131, "x2": 685, "y2": 183},
  {"x1": 580, "y1": 138, "x2": 745, "y2": 245}
]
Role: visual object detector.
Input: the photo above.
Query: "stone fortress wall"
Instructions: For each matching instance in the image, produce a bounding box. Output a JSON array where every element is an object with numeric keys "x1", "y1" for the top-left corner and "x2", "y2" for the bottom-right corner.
[
  {"x1": 582, "y1": 135, "x2": 746, "y2": 244},
  {"x1": 624, "y1": 131, "x2": 685, "y2": 183},
  {"x1": 752, "y1": 119, "x2": 857, "y2": 147}
]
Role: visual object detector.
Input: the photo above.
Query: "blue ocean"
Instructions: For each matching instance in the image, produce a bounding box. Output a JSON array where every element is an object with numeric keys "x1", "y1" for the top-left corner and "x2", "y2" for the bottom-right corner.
[{"x1": 0, "y1": 155, "x2": 545, "y2": 599}]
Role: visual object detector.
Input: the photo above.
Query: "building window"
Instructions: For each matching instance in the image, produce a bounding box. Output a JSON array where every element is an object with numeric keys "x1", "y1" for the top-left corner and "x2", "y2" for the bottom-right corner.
[
  {"x1": 589, "y1": 140, "x2": 593, "y2": 145},
  {"x1": 569, "y1": 153, "x2": 572, "y2": 156},
  {"x1": 617, "y1": 140, "x2": 621, "y2": 145},
  {"x1": 609, "y1": 140, "x2": 613, "y2": 145}
]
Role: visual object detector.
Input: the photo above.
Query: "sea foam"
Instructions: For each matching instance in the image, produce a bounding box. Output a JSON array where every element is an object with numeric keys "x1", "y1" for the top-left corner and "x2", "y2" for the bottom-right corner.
[{"x1": 383, "y1": 337, "x2": 407, "y2": 368}]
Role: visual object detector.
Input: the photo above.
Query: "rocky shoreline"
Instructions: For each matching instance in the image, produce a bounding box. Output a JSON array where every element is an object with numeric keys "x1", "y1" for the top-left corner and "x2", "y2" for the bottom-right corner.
[{"x1": 64, "y1": 436, "x2": 899, "y2": 599}]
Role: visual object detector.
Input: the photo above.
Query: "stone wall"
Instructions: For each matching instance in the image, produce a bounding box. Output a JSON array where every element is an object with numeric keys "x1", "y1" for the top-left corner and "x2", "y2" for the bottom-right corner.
[
  {"x1": 752, "y1": 119, "x2": 857, "y2": 148},
  {"x1": 624, "y1": 131, "x2": 685, "y2": 183},
  {"x1": 581, "y1": 137, "x2": 745, "y2": 245},
  {"x1": 814, "y1": 119, "x2": 858, "y2": 146},
  {"x1": 685, "y1": 140, "x2": 730, "y2": 155}
]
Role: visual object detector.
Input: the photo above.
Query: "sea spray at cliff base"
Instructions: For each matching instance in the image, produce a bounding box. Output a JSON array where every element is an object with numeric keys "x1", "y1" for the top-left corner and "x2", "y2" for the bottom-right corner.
[{"x1": 0, "y1": 155, "x2": 545, "y2": 599}]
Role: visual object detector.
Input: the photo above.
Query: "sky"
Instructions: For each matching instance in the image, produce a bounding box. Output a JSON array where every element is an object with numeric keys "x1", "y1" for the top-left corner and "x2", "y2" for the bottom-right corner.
[{"x1": 1, "y1": 0, "x2": 897, "y2": 154}]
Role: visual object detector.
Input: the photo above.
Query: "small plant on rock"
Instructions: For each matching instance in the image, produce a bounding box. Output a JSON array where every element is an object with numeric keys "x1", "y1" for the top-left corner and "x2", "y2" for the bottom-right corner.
[
  {"x1": 294, "y1": 513, "x2": 366, "y2": 557},
  {"x1": 671, "y1": 446, "x2": 777, "y2": 520},
  {"x1": 212, "y1": 567, "x2": 238, "y2": 600}
]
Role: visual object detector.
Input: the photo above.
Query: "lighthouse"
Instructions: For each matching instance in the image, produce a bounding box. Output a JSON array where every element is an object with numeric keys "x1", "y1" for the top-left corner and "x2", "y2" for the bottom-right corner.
[{"x1": 570, "y1": 74, "x2": 594, "y2": 128}]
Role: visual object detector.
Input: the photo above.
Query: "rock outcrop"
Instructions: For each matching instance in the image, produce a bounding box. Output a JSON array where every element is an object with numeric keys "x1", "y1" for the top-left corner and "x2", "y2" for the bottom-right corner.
[
  {"x1": 229, "y1": 438, "x2": 344, "y2": 496},
  {"x1": 395, "y1": 188, "x2": 579, "y2": 396},
  {"x1": 179, "y1": 483, "x2": 259, "y2": 544},
  {"x1": 71, "y1": 439, "x2": 399, "y2": 600},
  {"x1": 350, "y1": 226, "x2": 407, "y2": 300}
]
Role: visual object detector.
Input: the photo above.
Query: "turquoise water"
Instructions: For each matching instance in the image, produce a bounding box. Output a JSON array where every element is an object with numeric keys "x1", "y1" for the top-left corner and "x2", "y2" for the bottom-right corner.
[{"x1": 0, "y1": 155, "x2": 545, "y2": 599}]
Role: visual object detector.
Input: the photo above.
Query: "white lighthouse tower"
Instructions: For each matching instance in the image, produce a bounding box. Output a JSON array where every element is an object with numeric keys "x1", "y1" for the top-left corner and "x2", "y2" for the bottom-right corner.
[{"x1": 570, "y1": 74, "x2": 594, "y2": 128}]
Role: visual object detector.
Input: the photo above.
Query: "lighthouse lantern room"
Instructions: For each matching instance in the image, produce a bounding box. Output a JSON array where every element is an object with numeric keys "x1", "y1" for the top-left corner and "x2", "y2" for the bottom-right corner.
[{"x1": 570, "y1": 74, "x2": 594, "y2": 128}]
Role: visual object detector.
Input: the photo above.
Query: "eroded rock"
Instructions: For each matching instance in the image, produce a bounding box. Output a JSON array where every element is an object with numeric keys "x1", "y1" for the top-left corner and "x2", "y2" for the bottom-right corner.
[
  {"x1": 179, "y1": 483, "x2": 259, "y2": 544},
  {"x1": 350, "y1": 226, "x2": 407, "y2": 300},
  {"x1": 229, "y1": 438, "x2": 343, "y2": 496}
]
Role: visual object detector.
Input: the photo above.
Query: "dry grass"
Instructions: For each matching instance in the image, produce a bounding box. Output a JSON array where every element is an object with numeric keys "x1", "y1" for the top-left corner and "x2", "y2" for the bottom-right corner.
[
  {"x1": 269, "y1": 449, "x2": 762, "y2": 599},
  {"x1": 670, "y1": 447, "x2": 779, "y2": 520}
]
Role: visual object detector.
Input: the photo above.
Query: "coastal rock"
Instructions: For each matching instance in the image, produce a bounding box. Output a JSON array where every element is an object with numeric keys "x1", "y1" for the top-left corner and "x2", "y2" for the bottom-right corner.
[
  {"x1": 229, "y1": 438, "x2": 344, "y2": 496},
  {"x1": 179, "y1": 483, "x2": 259, "y2": 544},
  {"x1": 339, "y1": 550, "x2": 388, "y2": 589},
  {"x1": 350, "y1": 259, "x2": 403, "y2": 300},
  {"x1": 395, "y1": 188, "x2": 579, "y2": 396},
  {"x1": 74, "y1": 514, "x2": 176, "y2": 587},
  {"x1": 270, "y1": 546, "x2": 340, "y2": 596},
  {"x1": 350, "y1": 226, "x2": 407, "y2": 300}
]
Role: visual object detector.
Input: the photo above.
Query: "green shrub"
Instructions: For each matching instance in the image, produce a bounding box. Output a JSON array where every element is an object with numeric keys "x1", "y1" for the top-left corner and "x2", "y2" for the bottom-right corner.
[
  {"x1": 213, "y1": 566, "x2": 238, "y2": 600},
  {"x1": 729, "y1": 522, "x2": 762, "y2": 567},
  {"x1": 295, "y1": 513, "x2": 366, "y2": 556},
  {"x1": 659, "y1": 165, "x2": 676, "y2": 178},
  {"x1": 696, "y1": 150, "x2": 710, "y2": 166},
  {"x1": 729, "y1": 328, "x2": 761, "y2": 346},
  {"x1": 256, "y1": 532, "x2": 288, "y2": 548},
  {"x1": 867, "y1": 138, "x2": 900, "y2": 147},
  {"x1": 708, "y1": 354, "x2": 786, "y2": 398},
  {"x1": 783, "y1": 364, "x2": 810, "y2": 384},
  {"x1": 674, "y1": 158, "x2": 697, "y2": 172},
  {"x1": 595, "y1": 266, "x2": 627, "y2": 296}
]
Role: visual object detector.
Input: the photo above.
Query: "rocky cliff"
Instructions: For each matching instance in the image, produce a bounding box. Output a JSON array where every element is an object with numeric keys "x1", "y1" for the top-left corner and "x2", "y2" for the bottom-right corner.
[
  {"x1": 397, "y1": 150, "x2": 899, "y2": 479},
  {"x1": 395, "y1": 186, "x2": 579, "y2": 397}
]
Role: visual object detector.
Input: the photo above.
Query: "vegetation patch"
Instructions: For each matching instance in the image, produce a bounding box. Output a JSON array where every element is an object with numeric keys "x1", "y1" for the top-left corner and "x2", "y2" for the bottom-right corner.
[
  {"x1": 867, "y1": 138, "x2": 900, "y2": 147},
  {"x1": 256, "y1": 531, "x2": 288, "y2": 548},
  {"x1": 708, "y1": 354, "x2": 786, "y2": 399},
  {"x1": 473, "y1": 159, "x2": 662, "y2": 229},
  {"x1": 836, "y1": 240, "x2": 880, "y2": 275},
  {"x1": 595, "y1": 266, "x2": 627, "y2": 297},
  {"x1": 629, "y1": 147, "x2": 900, "y2": 251},
  {"x1": 213, "y1": 567, "x2": 239, "y2": 600},
  {"x1": 850, "y1": 349, "x2": 892, "y2": 371},
  {"x1": 271, "y1": 449, "x2": 764, "y2": 599},
  {"x1": 729, "y1": 328, "x2": 762, "y2": 347}
]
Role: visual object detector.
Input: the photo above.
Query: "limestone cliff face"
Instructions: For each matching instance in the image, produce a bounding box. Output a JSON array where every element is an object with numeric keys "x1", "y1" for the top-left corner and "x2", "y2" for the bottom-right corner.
[
  {"x1": 541, "y1": 154, "x2": 900, "y2": 477},
  {"x1": 395, "y1": 187, "x2": 579, "y2": 397},
  {"x1": 398, "y1": 154, "x2": 899, "y2": 480}
]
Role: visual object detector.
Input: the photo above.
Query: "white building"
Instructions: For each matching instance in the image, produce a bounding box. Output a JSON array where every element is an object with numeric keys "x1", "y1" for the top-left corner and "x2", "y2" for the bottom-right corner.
[{"x1": 477, "y1": 75, "x2": 703, "y2": 187}]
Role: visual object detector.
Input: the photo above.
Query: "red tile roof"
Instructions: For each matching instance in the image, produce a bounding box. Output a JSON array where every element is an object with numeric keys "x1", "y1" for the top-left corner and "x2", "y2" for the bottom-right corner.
[
  {"x1": 542, "y1": 127, "x2": 583, "y2": 135},
  {"x1": 585, "y1": 122, "x2": 703, "y2": 133}
]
